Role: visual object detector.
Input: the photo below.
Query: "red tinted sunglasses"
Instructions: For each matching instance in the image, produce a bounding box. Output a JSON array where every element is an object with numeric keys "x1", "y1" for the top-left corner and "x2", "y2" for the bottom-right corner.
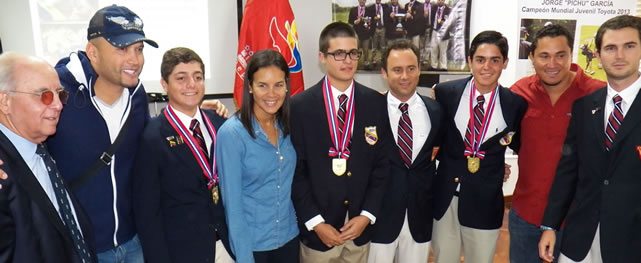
[{"x1": 8, "y1": 89, "x2": 69, "y2": 105}]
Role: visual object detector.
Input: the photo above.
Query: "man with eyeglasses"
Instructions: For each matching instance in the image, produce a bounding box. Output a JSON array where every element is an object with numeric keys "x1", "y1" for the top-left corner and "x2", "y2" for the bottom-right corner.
[
  {"x1": 291, "y1": 21, "x2": 391, "y2": 263},
  {"x1": 0, "y1": 52, "x2": 97, "y2": 263}
]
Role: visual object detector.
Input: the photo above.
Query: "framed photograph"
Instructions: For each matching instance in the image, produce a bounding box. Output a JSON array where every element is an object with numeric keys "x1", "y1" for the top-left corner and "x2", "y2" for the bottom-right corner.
[{"x1": 332, "y1": 0, "x2": 471, "y2": 73}]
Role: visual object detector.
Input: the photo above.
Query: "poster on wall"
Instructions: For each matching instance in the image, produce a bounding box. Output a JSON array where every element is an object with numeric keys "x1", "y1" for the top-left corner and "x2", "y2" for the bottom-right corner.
[
  {"x1": 517, "y1": 0, "x2": 637, "y2": 81},
  {"x1": 332, "y1": 0, "x2": 471, "y2": 73}
]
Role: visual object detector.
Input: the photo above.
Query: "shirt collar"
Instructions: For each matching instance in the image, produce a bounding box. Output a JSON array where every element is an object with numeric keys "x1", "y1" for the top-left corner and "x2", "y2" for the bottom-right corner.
[
  {"x1": 0, "y1": 123, "x2": 38, "y2": 161},
  {"x1": 387, "y1": 91, "x2": 419, "y2": 110},
  {"x1": 606, "y1": 72, "x2": 641, "y2": 106},
  {"x1": 331, "y1": 82, "x2": 354, "y2": 98},
  {"x1": 173, "y1": 106, "x2": 204, "y2": 129}
]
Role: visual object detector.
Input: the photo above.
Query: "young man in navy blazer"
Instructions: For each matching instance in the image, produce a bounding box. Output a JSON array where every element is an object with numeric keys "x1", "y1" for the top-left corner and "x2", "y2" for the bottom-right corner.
[
  {"x1": 132, "y1": 47, "x2": 233, "y2": 263},
  {"x1": 431, "y1": 31, "x2": 526, "y2": 263},
  {"x1": 291, "y1": 21, "x2": 391, "y2": 263},
  {"x1": 367, "y1": 39, "x2": 442, "y2": 263}
]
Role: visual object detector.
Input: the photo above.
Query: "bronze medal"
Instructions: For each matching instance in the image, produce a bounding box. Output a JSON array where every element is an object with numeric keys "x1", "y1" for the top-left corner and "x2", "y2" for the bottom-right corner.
[
  {"x1": 467, "y1": 156, "x2": 480, "y2": 173},
  {"x1": 211, "y1": 186, "x2": 220, "y2": 205}
]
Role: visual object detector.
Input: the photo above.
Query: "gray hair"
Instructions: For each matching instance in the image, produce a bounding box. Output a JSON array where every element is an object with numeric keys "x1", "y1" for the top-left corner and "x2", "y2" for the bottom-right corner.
[{"x1": 0, "y1": 52, "x2": 49, "y2": 92}]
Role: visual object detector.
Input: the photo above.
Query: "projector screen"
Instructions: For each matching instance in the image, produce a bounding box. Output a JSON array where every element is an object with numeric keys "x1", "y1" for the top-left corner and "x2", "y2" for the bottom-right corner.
[{"x1": 28, "y1": 0, "x2": 238, "y2": 95}]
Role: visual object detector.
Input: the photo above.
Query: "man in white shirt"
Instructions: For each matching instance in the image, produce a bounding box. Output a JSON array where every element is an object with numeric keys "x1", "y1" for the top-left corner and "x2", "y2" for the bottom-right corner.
[{"x1": 367, "y1": 39, "x2": 442, "y2": 263}]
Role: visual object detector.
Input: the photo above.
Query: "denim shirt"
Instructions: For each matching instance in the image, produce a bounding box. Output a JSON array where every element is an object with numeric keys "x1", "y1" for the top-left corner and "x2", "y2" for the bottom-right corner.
[{"x1": 216, "y1": 116, "x2": 298, "y2": 263}]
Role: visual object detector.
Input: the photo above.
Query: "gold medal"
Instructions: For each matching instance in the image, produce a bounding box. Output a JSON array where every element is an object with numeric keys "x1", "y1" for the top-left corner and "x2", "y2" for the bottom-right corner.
[
  {"x1": 211, "y1": 186, "x2": 219, "y2": 205},
  {"x1": 467, "y1": 156, "x2": 480, "y2": 173},
  {"x1": 332, "y1": 158, "x2": 347, "y2": 176}
]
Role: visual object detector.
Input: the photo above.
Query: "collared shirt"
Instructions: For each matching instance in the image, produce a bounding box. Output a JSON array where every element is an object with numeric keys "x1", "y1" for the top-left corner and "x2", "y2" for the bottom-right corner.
[
  {"x1": 174, "y1": 107, "x2": 213, "y2": 154},
  {"x1": 604, "y1": 73, "x2": 641, "y2": 129},
  {"x1": 216, "y1": 116, "x2": 298, "y2": 263},
  {"x1": 0, "y1": 123, "x2": 83, "y2": 234},
  {"x1": 510, "y1": 64, "x2": 605, "y2": 226},
  {"x1": 454, "y1": 80, "x2": 506, "y2": 144},
  {"x1": 387, "y1": 91, "x2": 431, "y2": 162},
  {"x1": 453, "y1": 79, "x2": 506, "y2": 191}
]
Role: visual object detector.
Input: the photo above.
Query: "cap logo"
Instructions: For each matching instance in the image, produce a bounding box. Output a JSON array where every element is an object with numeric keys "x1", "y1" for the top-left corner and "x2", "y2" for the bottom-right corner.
[{"x1": 106, "y1": 16, "x2": 143, "y2": 31}]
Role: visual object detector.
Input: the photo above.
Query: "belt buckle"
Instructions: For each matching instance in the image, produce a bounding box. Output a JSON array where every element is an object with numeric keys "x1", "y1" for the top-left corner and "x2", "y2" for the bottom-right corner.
[{"x1": 99, "y1": 152, "x2": 113, "y2": 165}]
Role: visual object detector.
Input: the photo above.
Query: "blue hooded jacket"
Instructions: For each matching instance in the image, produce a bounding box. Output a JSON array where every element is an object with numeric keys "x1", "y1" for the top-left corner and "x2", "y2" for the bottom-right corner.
[{"x1": 48, "y1": 51, "x2": 150, "y2": 252}]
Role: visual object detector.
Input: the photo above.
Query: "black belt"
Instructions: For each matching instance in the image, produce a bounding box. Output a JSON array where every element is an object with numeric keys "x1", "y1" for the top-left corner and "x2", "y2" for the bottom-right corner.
[{"x1": 453, "y1": 191, "x2": 460, "y2": 196}]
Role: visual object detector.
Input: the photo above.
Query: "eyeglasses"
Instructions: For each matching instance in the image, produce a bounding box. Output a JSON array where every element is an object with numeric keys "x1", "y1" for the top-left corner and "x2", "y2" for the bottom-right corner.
[
  {"x1": 325, "y1": 49, "x2": 363, "y2": 61},
  {"x1": 8, "y1": 89, "x2": 69, "y2": 105}
]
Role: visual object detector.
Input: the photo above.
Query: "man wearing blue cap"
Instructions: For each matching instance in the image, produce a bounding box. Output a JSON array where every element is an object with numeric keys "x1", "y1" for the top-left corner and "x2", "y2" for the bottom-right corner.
[{"x1": 45, "y1": 5, "x2": 155, "y2": 262}]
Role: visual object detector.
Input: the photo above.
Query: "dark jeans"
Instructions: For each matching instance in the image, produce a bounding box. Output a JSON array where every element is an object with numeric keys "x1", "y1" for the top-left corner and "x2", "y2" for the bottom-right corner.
[
  {"x1": 509, "y1": 209, "x2": 562, "y2": 263},
  {"x1": 253, "y1": 237, "x2": 299, "y2": 263}
]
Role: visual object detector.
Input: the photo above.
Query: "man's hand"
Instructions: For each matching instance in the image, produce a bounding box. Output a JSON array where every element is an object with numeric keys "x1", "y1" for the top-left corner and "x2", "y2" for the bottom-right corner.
[
  {"x1": 339, "y1": 215, "x2": 370, "y2": 241},
  {"x1": 538, "y1": 229, "x2": 556, "y2": 262},
  {"x1": 314, "y1": 223, "x2": 344, "y2": 248},
  {"x1": 200, "y1": 99, "x2": 229, "y2": 118},
  {"x1": 0, "y1": 159, "x2": 6, "y2": 190},
  {"x1": 504, "y1": 163, "x2": 512, "y2": 182}
]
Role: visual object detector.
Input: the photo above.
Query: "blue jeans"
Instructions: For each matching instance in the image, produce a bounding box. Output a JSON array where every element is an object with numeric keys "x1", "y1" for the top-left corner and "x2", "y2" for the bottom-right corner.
[
  {"x1": 97, "y1": 235, "x2": 144, "y2": 263},
  {"x1": 509, "y1": 209, "x2": 562, "y2": 263}
]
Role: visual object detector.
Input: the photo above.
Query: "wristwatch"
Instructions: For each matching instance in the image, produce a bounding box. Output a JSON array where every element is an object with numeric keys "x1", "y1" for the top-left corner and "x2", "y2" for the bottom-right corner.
[{"x1": 540, "y1": 225, "x2": 555, "y2": 231}]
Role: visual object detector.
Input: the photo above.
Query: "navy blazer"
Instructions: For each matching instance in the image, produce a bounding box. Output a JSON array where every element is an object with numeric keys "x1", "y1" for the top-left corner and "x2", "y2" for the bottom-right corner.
[
  {"x1": 0, "y1": 132, "x2": 97, "y2": 263},
  {"x1": 542, "y1": 87, "x2": 641, "y2": 261},
  {"x1": 133, "y1": 109, "x2": 232, "y2": 263},
  {"x1": 371, "y1": 94, "x2": 442, "y2": 244},
  {"x1": 291, "y1": 79, "x2": 391, "y2": 251},
  {"x1": 433, "y1": 77, "x2": 526, "y2": 230}
]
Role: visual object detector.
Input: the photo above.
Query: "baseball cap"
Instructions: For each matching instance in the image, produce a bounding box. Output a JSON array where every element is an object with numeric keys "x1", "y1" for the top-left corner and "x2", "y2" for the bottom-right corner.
[{"x1": 87, "y1": 5, "x2": 158, "y2": 48}]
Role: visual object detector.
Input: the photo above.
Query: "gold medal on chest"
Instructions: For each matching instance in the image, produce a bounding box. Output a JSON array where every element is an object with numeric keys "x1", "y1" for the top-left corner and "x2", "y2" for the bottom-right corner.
[
  {"x1": 211, "y1": 185, "x2": 220, "y2": 205},
  {"x1": 332, "y1": 158, "x2": 347, "y2": 176},
  {"x1": 467, "y1": 156, "x2": 480, "y2": 173}
]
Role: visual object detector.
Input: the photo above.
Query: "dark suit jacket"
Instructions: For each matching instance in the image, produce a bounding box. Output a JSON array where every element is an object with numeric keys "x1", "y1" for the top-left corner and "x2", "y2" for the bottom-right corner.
[
  {"x1": 0, "y1": 132, "x2": 97, "y2": 263},
  {"x1": 433, "y1": 5, "x2": 451, "y2": 31},
  {"x1": 367, "y1": 3, "x2": 389, "y2": 30},
  {"x1": 371, "y1": 94, "x2": 442, "y2": 244},
  {"x1": 542, "y1": 87, "x2": 641, "y2": 262},
  {"x1": 385, "y1": 5, "x2": 406, "y2": 39},
  {"x1": 404, "y1": 1, "x2": 425, "y2": 37},
  {"x1": 433, "y1": 77, "x2": 526, "y2": 230},
  {"x1": 133, "y1": 110, "x2": 232, "y2": 263},
  {"x1": 291, "y1": 80, "x2": 391, "y2": 251},
  {"x1": 348, "y1": 5, "x2": 373, "y2": 40}
]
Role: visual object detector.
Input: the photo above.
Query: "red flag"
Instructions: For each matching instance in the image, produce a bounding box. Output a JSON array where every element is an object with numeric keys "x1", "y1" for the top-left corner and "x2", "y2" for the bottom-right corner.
[{"x1": 234, "y1": 0, "x2": 304, "y2": 107}]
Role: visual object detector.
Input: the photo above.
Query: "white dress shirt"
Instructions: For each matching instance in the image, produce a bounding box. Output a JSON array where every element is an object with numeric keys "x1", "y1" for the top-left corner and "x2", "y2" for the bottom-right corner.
[{"x1": 387, "y1": 91, "x2": 431, "y2": 163}]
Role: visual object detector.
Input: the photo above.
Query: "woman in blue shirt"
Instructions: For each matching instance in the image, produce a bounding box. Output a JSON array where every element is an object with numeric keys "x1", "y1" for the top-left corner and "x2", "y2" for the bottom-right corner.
[{"x1": 216, "y1": 49, "x2": 299, "y2": 263}]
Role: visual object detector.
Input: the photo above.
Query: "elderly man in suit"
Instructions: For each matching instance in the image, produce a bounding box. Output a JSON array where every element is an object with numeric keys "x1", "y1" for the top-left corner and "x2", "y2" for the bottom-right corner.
[
  {"x1": 539, "y1": 15, "x2": 641, "y2": 263},
  {"x1": 132, "y1": 47, "x2": 233, "y2": 263},
  {"x1": 431, "y1": 31, "x2": 527, "y2": 263},
  {"x1": 291, "y1": 21, "x2": 391, "y2": 263},
  {"x1": 0, "y1": 52, "x2": 96, "y2": 263},
  {"x1": 367, "y1": 39, "x2": 442, "y2": 263}
]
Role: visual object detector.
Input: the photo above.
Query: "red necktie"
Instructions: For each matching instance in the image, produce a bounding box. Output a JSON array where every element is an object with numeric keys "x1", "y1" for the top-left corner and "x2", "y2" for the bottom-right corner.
[
  {"x1": 465, "y1": 95, "x2": 485, "y2": 148},
  {"x1": 337, "y1": 94, "x2": 348, "y2": 137},
  {"x1": 190, "y1": 119, "x2": 209, "y2": 159},
  {"x1": 604, "y1": 95, "x2": 624, "y2": 151},
  {"x1": 397, "y1": 103, "x2": 413, "y2": 167}
]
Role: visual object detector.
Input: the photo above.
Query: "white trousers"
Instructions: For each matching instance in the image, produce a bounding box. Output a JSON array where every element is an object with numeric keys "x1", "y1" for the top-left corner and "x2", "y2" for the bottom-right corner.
[
  {"x1": 368, "y1": 211, "x2": 430, "y2": 263},
  {"x1": 431, "y1": 196, "x2": 499, "y2": 263}
]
